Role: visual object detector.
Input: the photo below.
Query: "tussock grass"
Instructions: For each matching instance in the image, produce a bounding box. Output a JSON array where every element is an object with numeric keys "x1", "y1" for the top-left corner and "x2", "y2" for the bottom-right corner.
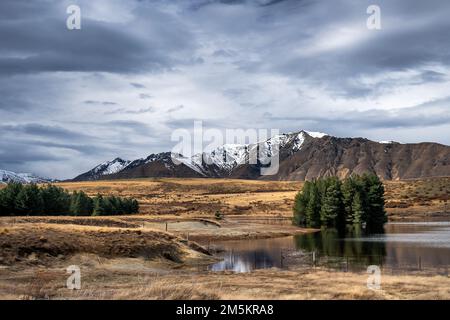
[{"x1": 0, "y1": 223, "x2": 203, "y2": 265}]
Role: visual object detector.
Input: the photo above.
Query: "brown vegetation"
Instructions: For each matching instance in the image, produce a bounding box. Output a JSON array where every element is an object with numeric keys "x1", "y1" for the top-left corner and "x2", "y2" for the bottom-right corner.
[
  {"x1": 0, "y1": 177, "x2": 449, "y2": 300},
  {"x1": 53, "y1": 177, "x2": 449, "y2": 220},
  {"x1": 0, "y1": 223, "x2": 212, "y2": 266},
  {"x1": 1, "y1": 258, "x2": 449, "y2": 300}
]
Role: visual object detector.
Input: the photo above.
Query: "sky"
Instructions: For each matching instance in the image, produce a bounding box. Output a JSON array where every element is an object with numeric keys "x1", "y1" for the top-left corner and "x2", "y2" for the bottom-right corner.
[{"x1": 1, "y1": 0, "x2": 450, "y2": 179}]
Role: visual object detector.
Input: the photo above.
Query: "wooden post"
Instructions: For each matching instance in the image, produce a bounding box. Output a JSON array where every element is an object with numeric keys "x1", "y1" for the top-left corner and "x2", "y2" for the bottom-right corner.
[
  {"x1": 165, "y1": 222, "x2": 168, "y2": 231},
  {"x1": 280, "y1": 249, "x2": 283, "y2": 269},
  {"x1": 418, "y1": 256, "x2": 422, "y2": 271},
  {"x1": 312, "y1": 251, "x2": 316, "y2": 268},
  {"x1": 346, "y1": 257, "x2": 349, "y2": 272}
]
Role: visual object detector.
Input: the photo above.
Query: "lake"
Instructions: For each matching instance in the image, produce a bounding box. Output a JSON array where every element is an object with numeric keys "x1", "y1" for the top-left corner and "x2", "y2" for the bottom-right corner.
[{"x1": 207, "y1": 221, "x2": 450, "y2": 273}]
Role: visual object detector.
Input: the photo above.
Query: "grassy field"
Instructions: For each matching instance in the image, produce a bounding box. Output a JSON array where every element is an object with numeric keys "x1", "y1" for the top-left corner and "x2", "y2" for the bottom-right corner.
[
  {"x1": 1, "y1": 254, "x2": 449, "y2": 300},
  {"x1": 53, "y1": 177, "x2": 450, "y2": 220},
  {"x1": 0, "y1": 177, "x2": 449, "y2": 300}
]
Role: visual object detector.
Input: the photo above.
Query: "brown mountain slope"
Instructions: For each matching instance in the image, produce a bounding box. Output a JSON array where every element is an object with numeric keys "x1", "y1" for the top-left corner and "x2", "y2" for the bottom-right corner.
[
  {"x1": 259, "y1": 136, "x2": 450, "y2": 180},
  {"x1": 72, "y1": 133, "x2": 450, "y2": 181}
]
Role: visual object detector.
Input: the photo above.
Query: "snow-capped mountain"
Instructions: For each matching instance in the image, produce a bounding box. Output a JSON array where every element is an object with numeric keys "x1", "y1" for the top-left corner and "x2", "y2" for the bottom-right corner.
[
  {"x1": 173, "y1": 131, "x2": 318, "y2": 176},
  {"x1": 72, "y1": 158, "x2": 131, "y2": 181},
  {"x1": 0, "y1": 170, "x2": 53, "y2": 184},
  {"x1": 72, "y1": 130, "x2": 450, "y2": 181},
  {"x1": 73, "y1": 131, "x2": 327, "y2": 180}
]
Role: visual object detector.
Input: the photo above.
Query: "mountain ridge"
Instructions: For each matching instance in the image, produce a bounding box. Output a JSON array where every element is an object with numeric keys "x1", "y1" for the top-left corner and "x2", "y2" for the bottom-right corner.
[
  {"x1": 0, "y1": 170, "x2": 54, "y2": 184},
  {"x1": 72, "y1": 130, "x2": 450, "y2": 181}
]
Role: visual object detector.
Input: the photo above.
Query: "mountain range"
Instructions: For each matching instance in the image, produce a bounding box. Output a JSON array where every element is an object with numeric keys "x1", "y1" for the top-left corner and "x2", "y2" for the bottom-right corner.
[
  {"x1": 73, "y1": 130, "x2": 450, "y2": 181},
  {"x1": 0, "y1": 170, "x2": 54, "y2": 184}
]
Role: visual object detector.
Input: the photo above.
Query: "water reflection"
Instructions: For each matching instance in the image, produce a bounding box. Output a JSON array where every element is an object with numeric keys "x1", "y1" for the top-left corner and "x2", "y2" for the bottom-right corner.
[
  {"x1": 294, "y1": 228, "x2": 387, "y2": 267},
  {"x1": 208, "y1": 237, "x2": 291, "y2": 272},
  {"x1": 208, "y1": 222, "x2": 450, "y2": 273}
]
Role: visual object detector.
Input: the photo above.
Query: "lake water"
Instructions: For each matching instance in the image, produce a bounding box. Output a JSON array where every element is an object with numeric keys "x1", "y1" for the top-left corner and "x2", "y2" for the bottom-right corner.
[{"x1": 208, "y1": 221, "x2": 450, "y2": 273}]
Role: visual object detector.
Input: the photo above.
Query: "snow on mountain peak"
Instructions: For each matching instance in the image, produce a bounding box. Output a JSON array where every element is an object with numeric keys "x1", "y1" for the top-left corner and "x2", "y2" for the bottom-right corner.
[
  {"x1": 304, "y1": 130, "x2": 328, "y2": 138},
  {"x1": 0, "y1": 169, "x2": 52, "y2": 184},
  {"x1": 75, "y1": 129, "x2": 330, "y2": 179},
  {"x1": 174, "y1": 130, "x2": 321, "y2": 174},
  {"x1": 93, "y1": 158, "x2": 131, "y2": 176}
]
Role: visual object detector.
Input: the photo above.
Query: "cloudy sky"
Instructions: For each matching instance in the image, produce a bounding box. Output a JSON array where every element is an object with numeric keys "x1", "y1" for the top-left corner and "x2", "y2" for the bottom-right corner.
[{"x1": 1, "y1": 0, "x2": 450, "y2": 179}]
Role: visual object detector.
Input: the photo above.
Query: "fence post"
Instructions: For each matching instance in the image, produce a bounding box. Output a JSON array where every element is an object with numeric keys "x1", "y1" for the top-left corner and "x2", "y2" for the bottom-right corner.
[
  {"x1": 280, "y1": 249, "x2": 283, "y2": 269},
  {"x1": 312, "y1": 251, "x2": 316, "y2": 268},
  {"x1": 418, "y1": 256, "x2": 422, "y2": 271},
  {"x1": 346, "y1": 256, "x2": 349, "y2": 272},
  {"x1": 165, "y1": 222, "x2": 168, "y2": 231}
]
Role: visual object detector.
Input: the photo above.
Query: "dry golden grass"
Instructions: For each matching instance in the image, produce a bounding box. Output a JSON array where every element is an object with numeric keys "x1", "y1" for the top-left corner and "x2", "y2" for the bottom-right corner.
[
  {"x1": 54, "y1": 178, "x2": 302, "y2": 217},
  {"x1": 1, "y1": 260, "x2": 449, "y2": 300},
  {"x1": 0, "y1": 177, "x2": 449, "y2": 300},
  {"x1": 51, "y1": 177, "x2": 450, "y2": 220},
  {"x1": 0, "y1": 223, "x2": 212, "y2": 266}
]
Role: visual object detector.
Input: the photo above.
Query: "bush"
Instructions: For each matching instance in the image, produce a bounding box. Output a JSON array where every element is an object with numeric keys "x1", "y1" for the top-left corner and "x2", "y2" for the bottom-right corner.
[{"x1": 214, "y1": 210, "x2": 223, "y2": 220}]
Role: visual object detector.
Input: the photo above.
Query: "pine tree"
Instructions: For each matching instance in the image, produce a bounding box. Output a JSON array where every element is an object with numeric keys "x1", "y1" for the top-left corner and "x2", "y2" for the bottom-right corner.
[
  {"x1": 293, "y1": 181, "x2": 311, "y2": 226},
  {"x1": 131, "y1": 199, "x2": 139, "y2": 214},
  {"x1": 341, "y1": 177, "x2": 356, "y2": 224},
  {"x1": 15, "y1": 184, "x2": 44, "y2": 216},
  {"x1": 364, "y1": 174, "x2": 387, "y2": 232},
  {"x1": 0, "y1": 182, "x2": 23, "y2": 216},
  {"x1": 320, "y1": 178, "x2": 343, "y2": 227},
  {"x1": 305, "y1": 183, "x2": 321, "y2": 228},
  {"x1": 70, "y1": 191, "x2": 93, "y2": 216},
  {"x1": 92, "y1": 195, "x2": 106, "y2": 216},
  {"x1": 41, "y1": 184, "x2": 71, "y2": 215},
  {"x1": 351, "y1": 191, "x2": 365, "y2": 224}
]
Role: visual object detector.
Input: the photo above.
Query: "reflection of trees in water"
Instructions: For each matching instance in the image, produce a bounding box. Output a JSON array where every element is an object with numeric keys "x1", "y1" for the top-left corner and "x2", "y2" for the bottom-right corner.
[{"x1": 294, "y1": 228, "x2": 387, "y2": 267}]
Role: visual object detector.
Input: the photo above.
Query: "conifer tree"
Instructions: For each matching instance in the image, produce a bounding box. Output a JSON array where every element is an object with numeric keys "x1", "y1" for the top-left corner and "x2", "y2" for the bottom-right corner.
[
  {"x1": 15, "y1": 184, "x2": 44, "y2": 216},
  {"x1": 41, "y1": 185, "x2": 71, "y2": 215},
  {"x1": 0, "y1": 182, "x2": 23, "y2": 216},
  {"x1": 305, "y1": 183, "x2": 321, "y2": 228},
  {"x1": 351, "y1": 191, "x2": 365, "y2": 224},
  {"x1": 92, "y1": 195, "x2": 106, "y2": 216},
  {"x1": 320, "y1": 178, "x2": 343, "y2": 227},
  {"x1": 293, "y1": 181, "x2": 310, "y2": 226}
]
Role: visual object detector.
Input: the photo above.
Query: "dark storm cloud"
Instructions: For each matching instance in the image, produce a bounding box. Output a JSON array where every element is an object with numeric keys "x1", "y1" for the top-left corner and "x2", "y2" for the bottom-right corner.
[
  {"x1": 227, "y1": 0, "x2": 450, "y2": 97},
  {"x1": 0, "y1": 1, "x2": 197, "y2": 75},
  {"x1": 0, "y1": 142, "x2": 67, "y2": 165},
  {"x1": 1, "y1": 0, "x2": 450, "y2": 178},
  {"x1": 0, "y1": 123, "x2": 92, "y2": 140}
]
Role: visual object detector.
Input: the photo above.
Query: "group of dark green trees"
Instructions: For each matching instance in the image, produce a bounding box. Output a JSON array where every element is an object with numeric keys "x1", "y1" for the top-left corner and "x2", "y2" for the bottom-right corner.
[
  {"x1": 0, "y1": 183, "x2": 139, "y2": 216},
  {"x1": 293, "y1": 174, "x2": 387, "y2": 233}
]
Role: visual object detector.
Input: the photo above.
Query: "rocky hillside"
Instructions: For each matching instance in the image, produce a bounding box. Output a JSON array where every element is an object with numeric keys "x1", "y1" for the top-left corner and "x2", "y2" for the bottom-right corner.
[{"x1": 72, "y1": 131, "x2": 450, "y2": 181}]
